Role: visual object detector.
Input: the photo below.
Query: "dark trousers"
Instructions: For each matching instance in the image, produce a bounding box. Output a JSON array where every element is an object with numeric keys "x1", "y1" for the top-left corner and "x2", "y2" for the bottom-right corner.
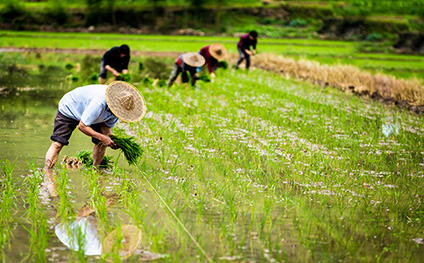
[{"x1": 235, "y1": 47, "x2": 251, "y2": 69}]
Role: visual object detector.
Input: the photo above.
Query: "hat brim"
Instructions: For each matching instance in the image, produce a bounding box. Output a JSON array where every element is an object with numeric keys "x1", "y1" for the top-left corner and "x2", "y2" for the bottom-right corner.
[
  {"x1": 106, "y1": 81, "x2": 147, "y2": 123},
  {"x1": 209, "y1": 43, "x2": 227, "y2": 61},
  {"x1": 101, "y1": 225, "x2": 142, "y2": 262},
  {"x1": 182, "y1": 52, "x2": 205, "y2": 67}
]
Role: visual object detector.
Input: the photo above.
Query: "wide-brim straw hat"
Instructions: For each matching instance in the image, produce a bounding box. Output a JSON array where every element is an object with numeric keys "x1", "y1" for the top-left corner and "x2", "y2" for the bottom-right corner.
[
  {"x1": 106, "y1": 81, "x2": 147, "y2": 123},
  {"x1": 182, "y1": 52, "x2": 205, "y2": 67},
  {"x1": 209, "y1": 43, "x2": 227, "y2": 61},
  {"x1": 101, "y1": 225, "x2": 142, "y2": 262}
]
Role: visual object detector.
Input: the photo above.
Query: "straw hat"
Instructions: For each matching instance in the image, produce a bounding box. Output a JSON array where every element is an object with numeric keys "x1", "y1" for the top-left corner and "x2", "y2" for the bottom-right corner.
[
  {"x1": 209, "y1": 43, "x2": 227, "y2": 61},
  {"x1": 105, "y1": 81, "x2": 147, "y2": 123},
  {"x1": 182, "y1": 52, "x2": 205, "y2": 67},
  {"x1": 101, "y1": 225, "x2": 142, "y2": 262}
]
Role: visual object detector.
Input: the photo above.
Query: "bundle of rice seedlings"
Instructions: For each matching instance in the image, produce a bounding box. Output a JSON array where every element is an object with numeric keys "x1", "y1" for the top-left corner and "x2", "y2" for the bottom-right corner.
[
  {"x1": 75, "y1": 150, "x2": 113, "y2": 168},
  {"x1": 197, "y1": 74, "x2": 211, "y2": 82},
  {"x1": 110, "y1": 135, "x2": 143, "y2": 166},
  {"x1": 218, "y1": 61, "x2": 229, "y2": 70},
  {"x1": 76, "y1": 150, "x2": 93, "y2": 166},
  {"x1": 116, "y1": 73, "x2": 131, "y2": 82}
]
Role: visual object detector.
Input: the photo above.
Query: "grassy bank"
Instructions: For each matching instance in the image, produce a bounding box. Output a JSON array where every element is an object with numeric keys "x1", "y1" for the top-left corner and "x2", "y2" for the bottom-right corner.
[{"x1": 1, "y1": 0, "x2": 423, "y2": 53}]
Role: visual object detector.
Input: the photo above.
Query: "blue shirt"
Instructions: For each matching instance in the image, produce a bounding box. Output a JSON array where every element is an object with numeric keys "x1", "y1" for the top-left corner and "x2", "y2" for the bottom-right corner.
[{"x1": 58, "y1": 85, "x2": 118, "y2": 127}]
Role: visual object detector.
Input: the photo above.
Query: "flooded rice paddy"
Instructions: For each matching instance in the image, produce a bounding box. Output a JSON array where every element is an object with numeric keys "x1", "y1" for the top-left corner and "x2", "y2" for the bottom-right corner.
[{"x1": 1, "y1": 51, "x2": 424, "y2": 262}]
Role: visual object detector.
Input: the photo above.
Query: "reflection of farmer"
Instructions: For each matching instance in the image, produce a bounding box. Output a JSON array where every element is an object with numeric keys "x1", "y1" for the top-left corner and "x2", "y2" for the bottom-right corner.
[
  {"x1": 99, "y1": 45, "x2": 131, "y2": 84},
  {"x1": 234, "y1": 30, "x2": 258, "y2": 70},
  {"x1": 54, "y1": 194, "x2": 143, "y2": 260},
  {"x1": 167, "y1": 52, "x2": 205, "y2": 89},
  {"x1": 198, "y1": 43, "x2": 227, "y2": 83},
  {"x1": 44, "y1": 81, "x2": 146, "y2": 197}
]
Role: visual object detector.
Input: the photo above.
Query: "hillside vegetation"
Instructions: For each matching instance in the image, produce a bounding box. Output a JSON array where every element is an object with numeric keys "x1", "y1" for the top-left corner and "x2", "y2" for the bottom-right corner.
[{"x1": 1, "y1": 0, "x2": 423, "y2": 54}]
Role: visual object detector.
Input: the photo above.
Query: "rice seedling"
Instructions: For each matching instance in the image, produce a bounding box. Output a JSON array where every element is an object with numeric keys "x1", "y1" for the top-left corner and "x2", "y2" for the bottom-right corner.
[
  {"x1": 0, "y1": 160, "x2": 17, "y2": 259},
  {"x1": 23, "y1": 158, "x2": 50, "y2": 263}
]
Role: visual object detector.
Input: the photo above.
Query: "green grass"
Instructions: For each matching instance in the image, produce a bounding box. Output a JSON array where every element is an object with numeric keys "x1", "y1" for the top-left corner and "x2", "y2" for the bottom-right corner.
[
  {"x1": 0, "y1": 31, "x2": 424, "y2": 82},
  {"x1": 1, "y1": 31, "x2": 423, "y2": 81}
]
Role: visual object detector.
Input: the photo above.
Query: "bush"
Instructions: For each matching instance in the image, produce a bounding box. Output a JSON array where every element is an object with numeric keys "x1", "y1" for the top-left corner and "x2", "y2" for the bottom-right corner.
[
  {"x1": 365, "y1": 33, "x2": 383, "y2": 42},
  {"x1": 260, "y1": 17, "x2": 275, "y2": 25},
  {"x1": 46, "y1": 3, "x2": 69, "y2": 26},
  {"x1": 289, "y1": 18, "x2": 307, "y2": 27},
  {"x1": 0, "y1": 2, "x2": 27, "y2": 23}
]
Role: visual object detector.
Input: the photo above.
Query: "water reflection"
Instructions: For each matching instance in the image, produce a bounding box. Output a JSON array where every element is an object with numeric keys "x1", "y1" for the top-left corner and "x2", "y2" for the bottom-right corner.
[
  {"x1": 55, "y1": 215, "x2": 102, "y2": 256},
  {"x1": 53, "y1": 190, "x2": 144, "y2": 260}
]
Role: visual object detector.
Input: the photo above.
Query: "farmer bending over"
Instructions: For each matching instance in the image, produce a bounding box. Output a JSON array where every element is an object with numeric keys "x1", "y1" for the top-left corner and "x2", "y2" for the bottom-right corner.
[
  {"x1": 99, "y1": 44, "x2": 131, "y2": 84},
  {"x1": 167, "y1": 52, "x2": 205, "y2": 89},
  {"x1": 198, "y1": 43, "x2": 227, "y2": 83},
  {"x1": 44, "y1": 81, "x2": 146, "y2": 197},
  {"x1": 234, "y1": 30, "x2": 258, "y2": 70}
]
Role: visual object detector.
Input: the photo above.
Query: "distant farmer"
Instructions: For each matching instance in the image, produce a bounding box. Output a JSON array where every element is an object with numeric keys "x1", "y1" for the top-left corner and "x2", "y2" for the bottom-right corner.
[
  {"x1": 167, "y1": 52, "x2": 205, "y2": 89},
  {"x1": 234, "y1": 30, "x2": 258, "y2": 70},
  {"x1": 99, "y1": 44, "x2": 131, "y2": 84},
  {"x1": 198, "y1": 43, "x2": 228, "y2": 83},
  {"x1": 44, "y1": 81, "x2": 146, "y2": 197}
]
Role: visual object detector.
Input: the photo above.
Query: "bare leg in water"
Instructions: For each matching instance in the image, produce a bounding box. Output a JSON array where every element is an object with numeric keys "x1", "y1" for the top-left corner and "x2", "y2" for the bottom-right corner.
[{"x1": 44, "y1": 141, "x2": 64, "y2": 197}]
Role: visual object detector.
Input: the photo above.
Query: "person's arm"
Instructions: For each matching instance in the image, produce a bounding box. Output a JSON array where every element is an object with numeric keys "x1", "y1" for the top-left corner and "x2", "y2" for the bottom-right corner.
[
  {"x1": 210, "y1": 72, "x2": 216, "y2": 83},
  {"x1": 105, "y1": 65, "x2": 120, "y2": 77},
  {"x1": 78, "y1": 121, "x2": 117, "y2": 149},
  {"x1": 206, "y1": 53, "x2": 214, "y2": 74}
]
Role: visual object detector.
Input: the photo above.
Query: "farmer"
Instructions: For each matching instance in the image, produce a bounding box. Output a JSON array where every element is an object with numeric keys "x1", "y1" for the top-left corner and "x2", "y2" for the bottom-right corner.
[
  {"x1": 234, "y1": 30, "x2": 258, "y2": 70},
  {"x1": 167, "y1": 52, "x2": 205, "y2": 89},
  {"x1": 198, "y1": 43, "x2": 227, "y2": 83},
  {"x1": 98, "y1": 44, "x2": 131, "y2": 84},
  {"x1": 44, "y1": 81, "x2": 146, "y2": 197}
]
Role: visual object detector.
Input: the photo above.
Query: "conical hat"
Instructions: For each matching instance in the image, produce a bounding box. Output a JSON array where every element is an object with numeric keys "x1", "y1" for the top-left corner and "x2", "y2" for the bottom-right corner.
[
  {"x1": 209, "y1": 43, "x2": 227, "y2": 61},
  {"x1": 182, "y1": 52, "x2": 205, "y2": 67},
  {"x1": 105, "y1": 81, "x2": 147, "y2": 123},
  {"x1": 101, "y1": 225, "x2": 142, "y2": 262}
]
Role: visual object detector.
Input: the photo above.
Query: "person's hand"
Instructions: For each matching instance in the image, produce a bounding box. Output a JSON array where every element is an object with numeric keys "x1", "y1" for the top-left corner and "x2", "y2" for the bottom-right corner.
[
  {"x1": 101, "y1": 135, "x2": 118, "y2": 149},
  {"x1": 211, "y1": 72, "x2": 215, "y2": 83},
  {"x1": 245, "y1": 50, "x2": 252, "y2": 56},
  {"x1": 113, "y1": 71, "x2": 120, "y2": 77},
  {"x1": 252, "y1": 49, "x2": 256, "y2": 55}
]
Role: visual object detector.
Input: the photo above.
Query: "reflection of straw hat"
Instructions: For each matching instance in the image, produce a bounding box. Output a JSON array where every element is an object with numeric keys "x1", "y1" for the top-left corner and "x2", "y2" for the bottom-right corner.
[
  {"x1": 182, "y1": 52, "x2": 205, "y2": 67},
  {"x1": 106, "y1": 81, "x2": 147, "y2": 123},
  {"x1": 102, "y1": 225, "x2": 142, "y2": 262},
  {"x1": 209, "y1": 43, "x2": 227, "y2": 61}
]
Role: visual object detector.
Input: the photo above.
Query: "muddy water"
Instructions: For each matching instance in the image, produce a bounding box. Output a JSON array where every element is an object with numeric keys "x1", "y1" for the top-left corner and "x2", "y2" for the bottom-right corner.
[
  {"x1": 0, "y1": 85, "x2": 95, "y2": 171},
  {"x1": 0, "y1": 67, "x2": 142, "y2": 262}
]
